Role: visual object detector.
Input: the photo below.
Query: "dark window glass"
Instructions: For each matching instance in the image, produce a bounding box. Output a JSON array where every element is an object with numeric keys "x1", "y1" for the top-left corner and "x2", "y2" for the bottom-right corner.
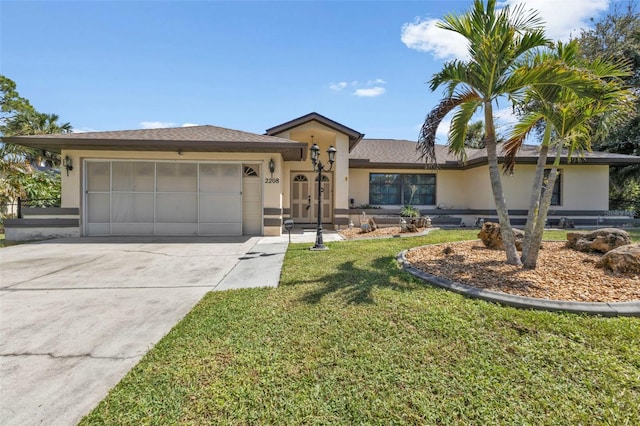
[
  {"x1": 369, "y1": 173, "x2": 436, "y2": 205},
  {"x1": 543, "y1": 169, "x2": 561, "y2": 206}
]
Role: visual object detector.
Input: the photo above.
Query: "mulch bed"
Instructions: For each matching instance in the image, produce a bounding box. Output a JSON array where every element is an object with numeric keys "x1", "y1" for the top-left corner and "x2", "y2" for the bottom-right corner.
[{"x1": 339, "y1": 227, "x2": 640, "y2": 303}]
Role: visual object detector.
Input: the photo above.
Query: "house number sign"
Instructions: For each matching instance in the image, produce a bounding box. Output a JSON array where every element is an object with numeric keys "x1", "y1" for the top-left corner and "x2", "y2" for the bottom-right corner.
[{"x1": 265, "y1": 177, "x2": 279, "y2": 184}]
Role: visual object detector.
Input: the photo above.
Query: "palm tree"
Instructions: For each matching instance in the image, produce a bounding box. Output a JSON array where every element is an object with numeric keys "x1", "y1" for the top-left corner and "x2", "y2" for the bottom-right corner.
[
  {"x1": 417, "y1": 0, "x2": 551, "y2": 265},
  {"x1": 2, "y1": 110, "x2": 72, "y2": 166},
  {"x1": 504, "y1": 41, "x2": 633, "y2": 268}
]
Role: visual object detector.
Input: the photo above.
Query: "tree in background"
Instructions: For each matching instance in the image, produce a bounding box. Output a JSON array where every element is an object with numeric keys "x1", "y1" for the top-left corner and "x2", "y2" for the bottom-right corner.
[
  {"x1": 464, "y1": 121, "x2": 485, "y2": 149},
  {"x1": 578, "y1": 1, "x2": 640, "y2": 215},
  {"x1": 0, "y1": 75, "x2": 71, "y2": 214}
]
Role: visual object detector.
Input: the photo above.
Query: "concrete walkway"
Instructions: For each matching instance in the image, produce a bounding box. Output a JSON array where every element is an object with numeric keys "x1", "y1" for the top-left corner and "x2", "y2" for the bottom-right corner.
[{"x1": 1, "y1": 232, "x2": 338, "y2": 426}]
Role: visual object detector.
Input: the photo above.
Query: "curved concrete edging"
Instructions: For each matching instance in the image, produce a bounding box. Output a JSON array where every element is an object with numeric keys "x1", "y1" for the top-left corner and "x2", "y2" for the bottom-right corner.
[{"x1": 397, "y1": 248, "x2": 640, "y2": 317}]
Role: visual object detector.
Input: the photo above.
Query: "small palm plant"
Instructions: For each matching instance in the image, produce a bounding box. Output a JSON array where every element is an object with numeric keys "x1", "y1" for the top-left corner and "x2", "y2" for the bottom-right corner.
[{"x1": 400, "y1": 205, "x2": 420, "y2": 218}]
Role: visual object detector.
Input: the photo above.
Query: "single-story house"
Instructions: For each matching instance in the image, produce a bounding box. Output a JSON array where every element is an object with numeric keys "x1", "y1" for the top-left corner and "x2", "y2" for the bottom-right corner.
[{"x1": 3, "y1": 112, "x2": 640, "y2": 239}]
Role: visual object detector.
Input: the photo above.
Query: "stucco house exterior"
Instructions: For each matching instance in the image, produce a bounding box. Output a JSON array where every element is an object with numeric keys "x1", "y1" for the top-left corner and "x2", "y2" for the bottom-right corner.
[{"x1": 3, "y1": 112, "x2": 640, "y2": 239}]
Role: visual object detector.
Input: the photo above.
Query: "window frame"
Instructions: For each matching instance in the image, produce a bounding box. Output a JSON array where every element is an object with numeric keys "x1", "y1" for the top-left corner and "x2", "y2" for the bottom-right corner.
[{"x1": 368, "y1": 173, "x2": 436, "y2": 206}]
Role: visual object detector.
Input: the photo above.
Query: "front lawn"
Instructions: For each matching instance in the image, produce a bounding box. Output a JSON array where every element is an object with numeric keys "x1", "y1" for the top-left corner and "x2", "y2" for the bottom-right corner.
[{"x1": 82, "y1": 229, "x2": 640, "y2": 424}]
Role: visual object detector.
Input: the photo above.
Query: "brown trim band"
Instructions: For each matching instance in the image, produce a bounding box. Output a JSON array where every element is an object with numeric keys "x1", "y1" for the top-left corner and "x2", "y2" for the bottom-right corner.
[
  {"x1": 334, "y1": 217, "x2": 349, "y2": 225},
  {"x1": 333, "y1": 209, "x2": 350, "y2": 215},
  {"x1": 263, "y1": 208, "x2": 282, "y2": 215},
  {"x1": 264, "y1": 218, "x2": 282, "y2": 227},
  {"x1": 282, "y1": 208, "x2": 291, "y2": 215},
  {"x1": 3, "y1": 219, "x2": 80, "y2": 228}
]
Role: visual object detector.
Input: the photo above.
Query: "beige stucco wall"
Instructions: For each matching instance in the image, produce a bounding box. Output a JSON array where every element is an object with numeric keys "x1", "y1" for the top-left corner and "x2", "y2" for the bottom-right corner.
[
  {"x1": 272, "y1": 122, "x2": 351, "y2": 212},
  {"x1": 348, "y1": 164, "x2": 610, "y2": 211}
]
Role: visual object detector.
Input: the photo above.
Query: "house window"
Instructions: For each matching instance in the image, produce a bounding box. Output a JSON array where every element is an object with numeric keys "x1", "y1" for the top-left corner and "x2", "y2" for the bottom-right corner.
[
  {"x1": 543, "y1": 169, "x2": 561, "y2": 206},
  {"x1": 369, "y1": 173, "x2": 436, "y2": 205}
]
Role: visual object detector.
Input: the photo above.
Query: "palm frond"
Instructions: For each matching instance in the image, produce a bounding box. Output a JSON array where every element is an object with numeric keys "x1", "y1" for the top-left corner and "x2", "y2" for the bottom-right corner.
[
  {"x1": 502, "y1": 112, "x2": 544, "y2": 173},
  {"x1": 417, "y1": 89, "x2": 481, "y2": 167}
]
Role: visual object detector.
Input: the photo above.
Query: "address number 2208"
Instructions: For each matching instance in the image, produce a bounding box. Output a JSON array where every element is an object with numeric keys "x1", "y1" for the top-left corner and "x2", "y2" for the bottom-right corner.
[{"x1": 265, "y1": 177, "x2": 279, "y2": 184}]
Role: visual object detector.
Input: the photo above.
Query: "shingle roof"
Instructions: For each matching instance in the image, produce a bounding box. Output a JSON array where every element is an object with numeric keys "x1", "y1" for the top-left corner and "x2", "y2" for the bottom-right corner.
[
  {"x1": 349, "y1": 139, "x2": 640, "y2": 168},
  {"x1": 2, "y1": 125, "x2": 308, "y2": 161},
  {"x1": 9, "y1": 125, "x2": 299, "y2": 144}
]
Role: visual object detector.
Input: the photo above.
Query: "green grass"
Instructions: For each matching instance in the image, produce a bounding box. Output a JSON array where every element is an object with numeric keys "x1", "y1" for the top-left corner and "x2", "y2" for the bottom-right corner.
[{"x1": 81, "y1": 229, "x2": 640, "y2": 425}]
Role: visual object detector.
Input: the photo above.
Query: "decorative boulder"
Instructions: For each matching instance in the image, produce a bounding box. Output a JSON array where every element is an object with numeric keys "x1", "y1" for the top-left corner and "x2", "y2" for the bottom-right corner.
[
  {"x1": 566, "y1": 228, "x2": 631, "y2": 253},
  {"x1": 367, "y1": 217, "x2": 378, "y2": 231},
  {"x1": 477, "y1": 222, "x2": 525, "y2": 251},
  {"x1": 596, "y1": 243, "x2": 640, "y2": 273}
]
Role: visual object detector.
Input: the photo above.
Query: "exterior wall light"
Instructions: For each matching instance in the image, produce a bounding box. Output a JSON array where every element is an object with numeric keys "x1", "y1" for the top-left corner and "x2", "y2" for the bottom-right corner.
[
  {"x1": 62, "y1": 155, "x2": 73, "y2": 176},
  {"x1": 269, "y1": 158, "x2": 275, "y2": 176}
]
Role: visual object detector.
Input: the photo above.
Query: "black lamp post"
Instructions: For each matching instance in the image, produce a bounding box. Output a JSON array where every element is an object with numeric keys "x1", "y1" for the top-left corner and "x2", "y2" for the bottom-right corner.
[{"x1": 310, "y1": 142, "x2": 336, "y2": 250}]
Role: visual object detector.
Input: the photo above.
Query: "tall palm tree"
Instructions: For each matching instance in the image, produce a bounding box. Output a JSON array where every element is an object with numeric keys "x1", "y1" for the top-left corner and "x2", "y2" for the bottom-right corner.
[
  {"x1": 504, "y1": 41, "x2": 633, "y2": 268},
  {"x1": 417, "y1": 0, "x2": 551, "y2": 265}
]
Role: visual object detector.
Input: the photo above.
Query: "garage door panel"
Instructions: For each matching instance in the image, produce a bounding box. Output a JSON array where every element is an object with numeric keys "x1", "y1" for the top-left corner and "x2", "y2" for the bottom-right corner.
[
  {"x1": 112, "y1": 162, "x2": 154, "y2": 191},
  {"x1": 86, "y1": 161, "x2": 245, "y2": 236},
  {"x1": 200, "y1": 194, "x2": 241, "y2": 222},
  {"x1": 112, "y1": 193, "x2": 154, "y2": 222},
  {"x1": 87, "y1": 193, "x2": 110, "y2": 223},
  {"x1": 156, "y1": 193, "x2": 197, "y2": 222},
  {"x1": 111, "y1": 223, "x2": 154, "y2": 235},
  {"x1": 157, "y1": 163, "x2": 197, "y2": 192},
  {"x1": 87, "y1": 162, "x2": 110, "y2": 191},
  {"x1": 87, "y1": 223, "x2": 110, "y2": 235},
  {"x1": 199, "y1": 223, "x2": 242, "y2": 236},
  {"x1": 157, "y1": 223, "x2": 198, "y2": 235}
]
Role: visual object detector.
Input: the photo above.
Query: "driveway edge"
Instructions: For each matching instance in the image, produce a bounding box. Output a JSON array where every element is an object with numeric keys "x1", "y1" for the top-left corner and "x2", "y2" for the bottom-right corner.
[{"x1": 397, "y1": 249, "x2": 640, "y2": 317}]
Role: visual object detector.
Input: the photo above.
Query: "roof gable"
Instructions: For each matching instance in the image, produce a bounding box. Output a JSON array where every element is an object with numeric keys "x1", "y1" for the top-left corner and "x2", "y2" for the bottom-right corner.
[{"x1": 265, "y1": 112, "x2": 364, "y2": 151}]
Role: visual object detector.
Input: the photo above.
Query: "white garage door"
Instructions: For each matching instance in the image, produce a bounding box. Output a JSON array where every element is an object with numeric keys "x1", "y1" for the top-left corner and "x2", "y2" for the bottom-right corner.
[{"x1": 85, "y1": 161, "x2": 243, "y2": 236}]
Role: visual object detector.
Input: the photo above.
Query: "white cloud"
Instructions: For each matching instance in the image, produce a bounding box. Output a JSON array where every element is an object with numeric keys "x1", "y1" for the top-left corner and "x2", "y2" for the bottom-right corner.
[
  {"x1": 367, "y1": 78, "x2": 386, "y2": 85},
  {"x1": 435, "y1": 117, "x2": 451, "y2": 143},
  {"x1": 503, "y1": 0, "x2": 609, "y2": 41},
  {"x1": 354, "y1": 87, "x2": 386, "y2": 97},
  {"x1": 401, "y1": 0, "x2": 610, "y2": 60},
  {"x1": 401, "y1": 18, "x2": 469, "y2": 60},
  {"x1": 72, "y1": 127, "x2": 99, "y2": 133},
  {"x1": 181, "y1": 123, "x2": 199, "y2": 127},
  {"x1": 329, "y1": 81, "x2": 348, "y2": 91},
  {"x1": 140, "y1": 121, "x2": 176, "y2": 129}
]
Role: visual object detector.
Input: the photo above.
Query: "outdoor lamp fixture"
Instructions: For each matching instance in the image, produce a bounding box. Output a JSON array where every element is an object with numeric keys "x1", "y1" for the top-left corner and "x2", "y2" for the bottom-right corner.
[
  {"x1": 62, "y1": 155, "x2": 73, "y2": 176},
  {"x1": 269, "y1": 158, "x2": 275, "y2": 177},
  {"x1": 309, "y1": 138, "x2": 336, "y2": 251}
]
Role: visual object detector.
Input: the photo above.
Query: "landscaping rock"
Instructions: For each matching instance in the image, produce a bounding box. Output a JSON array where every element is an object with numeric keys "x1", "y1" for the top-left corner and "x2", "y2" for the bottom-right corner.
[
  {"x1": 596, "y1": 243, "x2": 640, "y2": 273},
  {"x1": 368, "y1": 217, "x2": 378, "y2": 231},
  {"x1": 566, "y1": 228, "x2": 631, "y2": 253},
  {"x1": 477, "y1": 222, "x2": 525, "y2": 251}
]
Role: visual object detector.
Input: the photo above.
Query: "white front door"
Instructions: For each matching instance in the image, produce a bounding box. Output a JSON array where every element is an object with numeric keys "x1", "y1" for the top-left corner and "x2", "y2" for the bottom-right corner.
[{"x1": 290, "y1": 171, "x2": 332, "y2": 224}]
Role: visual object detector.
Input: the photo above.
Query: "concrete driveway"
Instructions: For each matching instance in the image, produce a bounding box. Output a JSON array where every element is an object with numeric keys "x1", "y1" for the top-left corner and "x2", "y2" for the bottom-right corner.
[{"x1": 0, "y1": 236, "x2": 284, "y2": 426}]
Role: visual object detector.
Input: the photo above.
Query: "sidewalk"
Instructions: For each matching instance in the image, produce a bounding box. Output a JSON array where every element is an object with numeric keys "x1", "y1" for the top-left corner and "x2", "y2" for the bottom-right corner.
[{"x1": 213, "y1": 229, "x2": 344, "y2": 291}]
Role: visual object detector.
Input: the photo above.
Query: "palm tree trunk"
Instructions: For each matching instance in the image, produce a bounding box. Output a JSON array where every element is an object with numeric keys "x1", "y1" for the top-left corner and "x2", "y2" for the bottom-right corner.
[
  {"x1": 484, "y1": 101, "x2": 522, "y2": 266},
  {"x1": 523, "y1": 150, "x2": 561, "y2": 269},
  {"x1": 521, "y1": 126, "x2": 552, "y2": 263}
]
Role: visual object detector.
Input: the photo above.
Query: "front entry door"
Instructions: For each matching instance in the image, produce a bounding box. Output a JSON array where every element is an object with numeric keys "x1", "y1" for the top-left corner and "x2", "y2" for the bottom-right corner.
[{"x1": 291, "y1": 172, "x2": 332, "y2": 224}]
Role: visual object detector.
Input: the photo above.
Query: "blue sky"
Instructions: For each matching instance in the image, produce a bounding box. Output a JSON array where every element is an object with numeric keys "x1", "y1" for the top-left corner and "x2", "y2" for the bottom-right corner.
[{"x1": 0, "y1": 0, "x2": 616, "y2": 141}]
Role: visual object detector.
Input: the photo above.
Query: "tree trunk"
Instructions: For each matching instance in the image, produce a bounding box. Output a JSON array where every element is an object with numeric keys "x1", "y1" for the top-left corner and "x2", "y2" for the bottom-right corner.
[
  {"x1": 484, "y1": 101, "x2": 521, "y2": 266},
  {"x1": 521, "y1": 127, "x2": 551, "y2": 263},
  {"x1": 523, "y1": 164, "x2": 559, "y2": 269}
]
